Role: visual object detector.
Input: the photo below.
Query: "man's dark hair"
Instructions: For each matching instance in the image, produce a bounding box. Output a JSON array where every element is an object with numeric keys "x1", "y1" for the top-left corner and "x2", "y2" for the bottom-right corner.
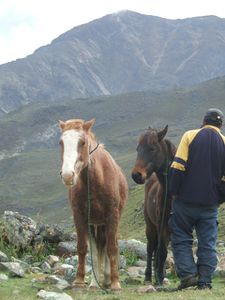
[{"x1": 203, "y1": 108, "x2": 224, "y2": 127}]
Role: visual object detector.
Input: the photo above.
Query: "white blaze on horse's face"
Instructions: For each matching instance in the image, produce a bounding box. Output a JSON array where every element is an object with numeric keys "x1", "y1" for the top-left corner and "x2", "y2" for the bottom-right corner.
[{"x1": 60, "y1": 129, "x2": 82, "y2": 186}]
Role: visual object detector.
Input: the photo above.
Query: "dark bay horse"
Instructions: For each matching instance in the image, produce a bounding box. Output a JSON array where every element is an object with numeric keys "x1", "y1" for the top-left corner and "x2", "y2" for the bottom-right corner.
[
  {"x1": 131, "y1": 125, "x2": 176, "y2": 285},
  {"x1": 59, "y1": 119, "x2": 128, "y2": 290}
]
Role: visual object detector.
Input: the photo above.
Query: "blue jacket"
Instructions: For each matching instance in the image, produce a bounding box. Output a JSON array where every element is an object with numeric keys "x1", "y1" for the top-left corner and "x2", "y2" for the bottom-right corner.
[{"x1": 169, "y1": 125, "x2": 225, "y2": 206}]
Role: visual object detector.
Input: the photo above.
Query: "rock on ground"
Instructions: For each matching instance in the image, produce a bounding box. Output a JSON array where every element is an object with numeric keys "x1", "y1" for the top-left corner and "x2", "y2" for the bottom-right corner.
[
  {"x1": 0, "y1": 262, "x2": 25, "y2": 277},
  {"x1": 37, "y1": 290, "x2": 73, "y2": 300}
]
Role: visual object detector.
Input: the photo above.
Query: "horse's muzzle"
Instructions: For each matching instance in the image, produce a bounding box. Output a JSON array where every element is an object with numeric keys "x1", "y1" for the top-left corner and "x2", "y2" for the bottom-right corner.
[
  {"x1": 60, "y1": 171, "x2": 75, "y2": 186},
  {"x1": 131, "y1": 172, "x2": 145, "y2": 184}
]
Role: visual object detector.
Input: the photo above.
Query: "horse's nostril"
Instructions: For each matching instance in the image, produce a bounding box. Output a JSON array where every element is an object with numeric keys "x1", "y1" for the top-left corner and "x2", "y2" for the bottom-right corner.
[
  {"x1": 59, "y1": 171, "x2": 62, "y2": 177},
  {"x1": 132, "y1": 172, "x2": 144, "y2": 184},
  {"x1": 71, "y1": 171, "x2": 75, "y2": 177},
  {"x1": 61, "y1": 171, "x2": 74, "y2": 179},
  {"x1": 61, "y1": 171, "x2": 75, "y2": 186}
]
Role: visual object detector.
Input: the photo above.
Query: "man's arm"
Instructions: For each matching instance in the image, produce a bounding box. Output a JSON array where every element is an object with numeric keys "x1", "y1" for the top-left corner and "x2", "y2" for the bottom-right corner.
[{"x1": 169, "y1": 131, "x2": 189, "y2": 197}]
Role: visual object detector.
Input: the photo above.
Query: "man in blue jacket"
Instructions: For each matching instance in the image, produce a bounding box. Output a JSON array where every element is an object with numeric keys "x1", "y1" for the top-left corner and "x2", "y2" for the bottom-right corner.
[{"x1": 169, "y1": 108, "x2": 225, "y2": 290}]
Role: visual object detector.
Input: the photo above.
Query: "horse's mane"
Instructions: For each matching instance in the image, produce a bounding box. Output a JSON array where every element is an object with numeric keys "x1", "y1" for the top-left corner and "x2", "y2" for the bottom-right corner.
[
  {"x1": 62, "y1": 119, "x2": 96, "y2": 140},
  {"x1": 139, "y1": 127, "x2": 176, "y2": 160},
  {"x1": 139, "y1": 127, "x2": 159, "y2": 144},
  {"x1": 164, "y1": 138, "x2": 176, "y2": 159}
]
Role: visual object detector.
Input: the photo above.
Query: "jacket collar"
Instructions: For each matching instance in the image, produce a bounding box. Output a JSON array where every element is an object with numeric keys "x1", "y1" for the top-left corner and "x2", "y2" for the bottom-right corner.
[{"x1": 202, "y1": 124, "x2": 221, "y2": 133}]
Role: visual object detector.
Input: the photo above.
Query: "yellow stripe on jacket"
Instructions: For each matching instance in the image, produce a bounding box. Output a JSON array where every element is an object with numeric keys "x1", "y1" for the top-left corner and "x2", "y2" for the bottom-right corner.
[{"x1": 171, "y1": 128, "x2": 201, "y2": 171}]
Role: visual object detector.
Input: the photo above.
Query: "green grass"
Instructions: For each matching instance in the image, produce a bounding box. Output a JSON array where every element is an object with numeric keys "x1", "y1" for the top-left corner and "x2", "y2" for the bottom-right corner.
[
  {"x1": 120, "y1": 186, "x2": 225, "y2": 242},
  {"x1": 0, "y1": 83, "x2": 225, "y2": 237},
  {"x1": 0, "y1": 275, "x2": 41, "y2": 300},
  {"x1": 218, "y1": 203, "x2": 225, "y2": 241},
  {"x1": 120, "y1": 185, "x2": 145, "y2": 241},
  {"x1": 0, "y1": 149, "x2": 71, "y2": 224},
  {"x1": 0, "y1": 274, "x2": 224, "y2": 300}
]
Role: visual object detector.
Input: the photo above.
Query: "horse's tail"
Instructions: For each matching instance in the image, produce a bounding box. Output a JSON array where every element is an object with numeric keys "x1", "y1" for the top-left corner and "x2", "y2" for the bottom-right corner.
[
  {"x1": 89, "y1": 224, "x2": 108, "y2": 282},
  {"x1": 90, "y1": 225, "x2": 106, "y2": 254}
]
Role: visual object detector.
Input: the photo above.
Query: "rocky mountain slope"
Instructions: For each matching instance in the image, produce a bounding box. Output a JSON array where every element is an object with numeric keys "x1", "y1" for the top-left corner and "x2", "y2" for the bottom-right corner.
[
  {"x1": 1, "y1": 11, "x2": 225, "y2": 114},
  {"x1": 0, "y1": 76, "x2": 225, "y2": 223}
]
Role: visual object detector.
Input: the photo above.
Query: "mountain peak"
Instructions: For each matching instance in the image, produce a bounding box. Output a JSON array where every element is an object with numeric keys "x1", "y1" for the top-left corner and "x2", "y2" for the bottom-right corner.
[{"x1": 1, "y1": 12, "x2": 225, "y2": 114}]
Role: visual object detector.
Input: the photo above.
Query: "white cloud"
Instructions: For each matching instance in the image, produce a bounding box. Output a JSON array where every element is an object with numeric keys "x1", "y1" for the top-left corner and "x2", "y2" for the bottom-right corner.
[{"x1": 0, "y1": 0, "x2": 225, "y2": 64}]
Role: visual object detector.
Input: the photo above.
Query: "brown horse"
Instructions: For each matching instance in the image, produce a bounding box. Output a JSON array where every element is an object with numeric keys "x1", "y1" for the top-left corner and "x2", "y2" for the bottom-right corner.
[
  {"x1": 131, "y1": 125, "x2": 176, "y2": 285},
  {"x1": 59, "y1": 118, "x2": 128, "y2": 290}
]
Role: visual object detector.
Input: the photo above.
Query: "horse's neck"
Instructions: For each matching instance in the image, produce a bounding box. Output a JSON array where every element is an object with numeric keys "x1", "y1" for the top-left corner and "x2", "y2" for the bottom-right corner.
[
  {"x1": 80, "y1": 165, "x2": 89, "y2": 184},
  {"x1": 88, "y1": 137, "x2": 98, "y2": 153},
  {"x1": 155, "y1": 172, "x2": 167, "y2": 189},
  {"x1": 79, "y1": 139, "x2": 100, "y2": 182},
  {"x1": 164, "y1": 138, "x2": 176, "y2": 159},
  {"x1": 155, "y1": 166, "x2": 171, "y2": 212}
]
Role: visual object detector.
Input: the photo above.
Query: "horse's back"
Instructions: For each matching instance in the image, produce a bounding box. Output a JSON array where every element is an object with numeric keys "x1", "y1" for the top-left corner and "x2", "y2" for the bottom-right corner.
[{"x1": 91, "y1": 146, "x2": 128, "y2": 211}]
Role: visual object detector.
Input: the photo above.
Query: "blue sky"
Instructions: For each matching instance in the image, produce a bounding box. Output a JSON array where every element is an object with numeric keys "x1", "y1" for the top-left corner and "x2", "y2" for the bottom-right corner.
[{"x1": 1, "y1": 0, "x2": 225, "y2": 64}]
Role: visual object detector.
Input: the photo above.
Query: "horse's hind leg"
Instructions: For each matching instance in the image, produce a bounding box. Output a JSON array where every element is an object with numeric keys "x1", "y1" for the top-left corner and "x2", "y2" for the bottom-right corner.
[
  {"x1": 108, "y1": 243, "x2": 120, "y2": 290},
  {"x1": 154, "y1": 233, "x2": 168, "y2": 285},
  {"x1": 106, "y1": 221, "x2": 121, "y2": 290},
  {"x1": 145, "y1": 224, "x2": 157, "y2": 284}
]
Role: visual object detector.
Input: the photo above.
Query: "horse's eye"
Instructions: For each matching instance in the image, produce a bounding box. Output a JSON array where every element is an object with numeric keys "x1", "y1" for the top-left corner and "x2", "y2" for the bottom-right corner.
[{"x1": 80, "y1": 140, "x2": 85, "y2": 146}]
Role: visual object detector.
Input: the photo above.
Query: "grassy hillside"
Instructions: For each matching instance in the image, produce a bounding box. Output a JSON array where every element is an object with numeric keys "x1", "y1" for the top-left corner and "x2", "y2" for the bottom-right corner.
[
  {"x1": 119, "y1": 185, "x2": 145, "y2": 241},
  {"x1": 0, "y1": 77, "x2": 225, "y2": 239}
]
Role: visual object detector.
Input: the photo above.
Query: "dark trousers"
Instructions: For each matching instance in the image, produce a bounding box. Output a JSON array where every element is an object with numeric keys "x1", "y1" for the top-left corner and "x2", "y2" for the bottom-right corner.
[{"x1": 169, "y1": 200, "x2": 218, "y2": 284}]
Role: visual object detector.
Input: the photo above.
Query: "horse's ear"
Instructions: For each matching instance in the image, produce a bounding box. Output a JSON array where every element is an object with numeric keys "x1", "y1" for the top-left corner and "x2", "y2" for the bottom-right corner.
[
  {"x1": 59, "y1": 120, "x2": 66, "y2": 131},
  {"x1": 83, "y1": 119, "x2": 95, "y2": 132},
  {"x1": 158, "y1": 125, "x2": 168, "y2": 141}
]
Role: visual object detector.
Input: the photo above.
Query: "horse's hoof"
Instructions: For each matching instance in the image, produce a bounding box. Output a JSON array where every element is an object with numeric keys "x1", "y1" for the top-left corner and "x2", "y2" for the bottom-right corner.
[
  {"x1": 144, "y1": 280, "x2": 152, "y2": 285},
  {"x1": 73, "y1": 281, "x2": 86, "y2": 290},
  {"x1": 103, "y1": 283, "x2": 111, "y2": 289},
  {"x1": 111, "y1": 288, "x2": 122, "y2": 294},
  {"x1": 111, "y1": 282, "x2": 122, "y2": 291},
  {"x1": 163, "y1": 278, "x2": 170, "y2": 285},
  {"x1": 88, "y1": 285, "x2": 99, "y2": 290},
  {"x1": 72, "y1": 286, "x2": 87, "y2": 293}
]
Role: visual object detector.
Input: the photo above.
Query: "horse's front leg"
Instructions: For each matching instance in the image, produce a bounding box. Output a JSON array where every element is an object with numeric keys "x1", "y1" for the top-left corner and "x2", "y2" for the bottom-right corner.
[
  {"x1": 74, "y1": 224, "x2": 88, "y2": 288},
  {"x1": 105, "y1": 215, "x2": 121, "y2": 290}
]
